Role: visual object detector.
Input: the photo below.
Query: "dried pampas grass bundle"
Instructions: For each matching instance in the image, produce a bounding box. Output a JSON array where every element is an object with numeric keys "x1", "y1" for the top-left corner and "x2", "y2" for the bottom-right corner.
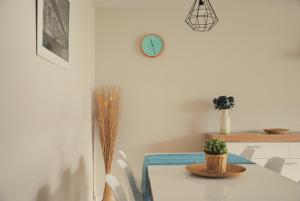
[{"x1": 95, "y1": 86, "x2": 121, "y2": 201}]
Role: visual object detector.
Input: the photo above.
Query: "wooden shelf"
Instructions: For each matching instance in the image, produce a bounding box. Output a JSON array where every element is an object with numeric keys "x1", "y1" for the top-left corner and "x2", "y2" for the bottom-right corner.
[{"x1": 205, "y1": 132, "x2": 300, "y2": 142}]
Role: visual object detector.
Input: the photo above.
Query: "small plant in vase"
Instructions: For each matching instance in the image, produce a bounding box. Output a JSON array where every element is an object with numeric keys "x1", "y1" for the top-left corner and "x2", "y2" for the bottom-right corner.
[
  {"x1": 213, "y1": 96, "x2": 235, "y2": 134},
  {"x1": 204, "y1": 138, "x2": 228, "y2": 174}
]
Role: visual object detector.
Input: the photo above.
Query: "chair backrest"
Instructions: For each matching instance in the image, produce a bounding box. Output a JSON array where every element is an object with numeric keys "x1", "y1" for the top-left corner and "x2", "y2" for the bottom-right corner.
[
  {"x1": 117, "y1": 159, "x2": 143, "y2": 201},
  {"x1": 105, "y1": 174, "x2": 128, "y2": 201},
  {"x1": 118, "y1": 150, "x2": 128, "y2": 162},
  {"x1": 264, "y1": 157, "x2": 286, "y2": 174},
  {"x1": 240, "y1": 149, "x2": 255, "y2": 161}
]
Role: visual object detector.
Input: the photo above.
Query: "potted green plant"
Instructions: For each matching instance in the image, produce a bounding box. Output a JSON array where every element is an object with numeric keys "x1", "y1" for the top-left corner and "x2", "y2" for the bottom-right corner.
[
  {"x1": 213, "y1": 96, "x2": 235, "y2": 134},
  {"x1": 204, "y1": 138, "x2": 228, "y2": 174}
]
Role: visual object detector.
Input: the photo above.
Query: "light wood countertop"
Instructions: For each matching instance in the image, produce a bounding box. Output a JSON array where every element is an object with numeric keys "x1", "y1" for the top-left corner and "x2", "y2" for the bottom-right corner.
[{"x1": 205, "y1": 132, "x2": 300, "y2": 142}]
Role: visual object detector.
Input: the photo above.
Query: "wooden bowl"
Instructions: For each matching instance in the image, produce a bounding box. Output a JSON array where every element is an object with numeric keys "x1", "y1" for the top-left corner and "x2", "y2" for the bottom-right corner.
[
  {"x1": 263, "y1": 128, "x2": 290, "y2": 134},
  {"x1": 186, "y1": 163, "x2": 246, "y2": 178}
]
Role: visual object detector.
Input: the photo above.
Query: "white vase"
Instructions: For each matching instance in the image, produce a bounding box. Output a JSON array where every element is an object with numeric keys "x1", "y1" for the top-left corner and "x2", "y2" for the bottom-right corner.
[{"x1": 220, "y1": 109, "x2": 230, "y2": 134}]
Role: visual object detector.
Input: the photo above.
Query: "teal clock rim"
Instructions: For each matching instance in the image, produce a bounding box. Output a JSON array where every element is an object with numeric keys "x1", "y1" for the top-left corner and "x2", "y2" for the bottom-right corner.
[{"x1": 141, "y1": 33, "x2": 164, "y2": 58}]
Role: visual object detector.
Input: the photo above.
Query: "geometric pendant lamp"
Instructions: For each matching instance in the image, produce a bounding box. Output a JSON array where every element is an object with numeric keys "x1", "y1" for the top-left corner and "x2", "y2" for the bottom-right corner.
[{"x1": 185, "y1": 0, "x2": 218, "y2": 32}]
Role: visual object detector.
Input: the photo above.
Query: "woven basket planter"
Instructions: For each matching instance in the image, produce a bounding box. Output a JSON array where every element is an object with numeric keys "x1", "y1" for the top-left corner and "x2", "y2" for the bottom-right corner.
[{"x1": 205, "y1": 153, "x2": 228, "y2": 174}]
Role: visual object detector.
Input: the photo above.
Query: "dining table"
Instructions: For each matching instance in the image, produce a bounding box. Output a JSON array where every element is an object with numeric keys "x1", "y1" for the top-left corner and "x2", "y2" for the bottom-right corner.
[{"x1": 145, "y1": 154, "x2": 300, "y2": 201}]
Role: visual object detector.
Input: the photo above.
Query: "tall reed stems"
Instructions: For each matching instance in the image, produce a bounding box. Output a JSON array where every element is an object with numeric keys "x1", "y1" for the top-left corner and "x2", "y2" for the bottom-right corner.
[{"x1": 95, "y1": 86, "x2": 121, "y2": 201}]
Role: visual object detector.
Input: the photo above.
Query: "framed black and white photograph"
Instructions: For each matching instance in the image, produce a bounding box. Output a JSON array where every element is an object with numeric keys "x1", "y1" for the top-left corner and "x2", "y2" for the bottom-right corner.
[{"x1": 37, "y1": 0, "x2": 70, "y2": 69}]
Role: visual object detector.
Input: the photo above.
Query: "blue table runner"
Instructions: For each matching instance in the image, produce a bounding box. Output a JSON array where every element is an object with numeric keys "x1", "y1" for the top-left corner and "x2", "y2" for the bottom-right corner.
[{"x1": 142, "y1": 152, "x2": 255, "y2": 201}]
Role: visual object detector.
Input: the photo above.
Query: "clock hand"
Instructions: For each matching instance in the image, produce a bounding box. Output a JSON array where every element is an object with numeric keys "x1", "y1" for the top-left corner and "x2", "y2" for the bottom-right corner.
[{"x1": 150, "y1": 39, "x2": 156, "y2": 55}]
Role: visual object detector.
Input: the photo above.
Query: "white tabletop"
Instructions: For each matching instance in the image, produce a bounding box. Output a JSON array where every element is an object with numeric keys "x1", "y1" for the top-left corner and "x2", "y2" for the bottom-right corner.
[{"x1": 148, "y1": 164, "x2": 300, "y2": 201}]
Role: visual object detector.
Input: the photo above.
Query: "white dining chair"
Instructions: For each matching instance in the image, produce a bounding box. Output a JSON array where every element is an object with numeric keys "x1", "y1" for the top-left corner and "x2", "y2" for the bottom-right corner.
[
  {"x1": 106, "y1": 174, "x2": 128, "y2": 201},
  {"x1": 240, "y1": 149, "x2": 255, "y2": 161},
  {"x1": 118, "y1": 150, "x2": 142, "y2": 188},
  {"x1": 117, "y1": 159, "x2": 143, "y2": 201},
  {"x1": 264, "y1": 157, "x2": 286, "y2": 174},
  {"x1": 118, "y1": 150, "x2": 128, "y2": 162}
]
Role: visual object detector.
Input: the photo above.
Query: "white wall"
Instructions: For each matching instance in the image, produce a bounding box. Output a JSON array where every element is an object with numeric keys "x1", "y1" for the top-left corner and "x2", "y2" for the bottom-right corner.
[
  {"x1": 95, "y1": 0, "x2": 300, "y2": 191},
  {"x1": 0, "y1": 1, "x2": 95, "y2": 201}
]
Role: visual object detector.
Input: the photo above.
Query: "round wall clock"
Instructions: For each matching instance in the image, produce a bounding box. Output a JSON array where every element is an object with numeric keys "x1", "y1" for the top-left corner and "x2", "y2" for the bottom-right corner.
[{"x1": 141, "y1": 34, "x2": 164, "y2": 57}]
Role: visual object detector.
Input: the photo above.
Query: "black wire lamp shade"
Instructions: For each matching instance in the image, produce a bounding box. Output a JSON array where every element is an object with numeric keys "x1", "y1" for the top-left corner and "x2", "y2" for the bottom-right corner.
[{"x1": 185, "y1": 0, "x2": 218, "y2": 32}]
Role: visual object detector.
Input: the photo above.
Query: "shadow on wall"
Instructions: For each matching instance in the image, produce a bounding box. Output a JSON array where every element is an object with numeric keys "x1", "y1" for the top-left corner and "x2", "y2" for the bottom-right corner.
[
  {"x1": 36, "y1": 157, "x2": 88, "y2": 201},
  {"x1": 114, "y1": 99, "x2": 212, "y2": 181},
  {"x1": 285, "y1": 48, "x2": 300, "y2": 58},
  {"x1": 145, "y1": 98, "x2": 211, "y2": 153},
  {"x1": 183, "y1": 99, "x2": 211, "y2": 136},
  {"x1": 285, "y1": 38, "x2": 300, "y2": 59},
  {"x1": 146, "y1": 133, "x2": 205, "y2": 153}
]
